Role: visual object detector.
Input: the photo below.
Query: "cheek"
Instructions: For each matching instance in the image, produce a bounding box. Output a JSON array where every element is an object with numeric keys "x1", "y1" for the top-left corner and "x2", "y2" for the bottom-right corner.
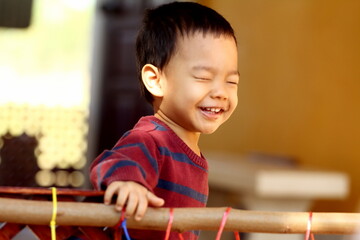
[
  {"x1": 230, "y1": 88, "x2": 238, "y2": 104},
  {"x1": 179, "y1": 86, "x2": 203, "y2": 103},
  {"x1": 229, "y1": 92, "x2": 238, "y2": 111},
  {"x1": 234, "y1": 95, "x2": 238, "y2": 108}
]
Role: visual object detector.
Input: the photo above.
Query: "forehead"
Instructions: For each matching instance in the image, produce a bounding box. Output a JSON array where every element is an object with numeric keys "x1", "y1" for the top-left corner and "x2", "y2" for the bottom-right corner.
[
  {"x1": 170, "y1": 31, "x2": 238, "y2": 64},
  {"x1": 163, "y1": 31, "x2": 238, "y2": 77}
]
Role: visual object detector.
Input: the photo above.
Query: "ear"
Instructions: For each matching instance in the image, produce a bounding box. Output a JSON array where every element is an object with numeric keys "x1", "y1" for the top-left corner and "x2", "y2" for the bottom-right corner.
[{"x1": 141, "y1": 64, "x2": 164, "y2": 97}]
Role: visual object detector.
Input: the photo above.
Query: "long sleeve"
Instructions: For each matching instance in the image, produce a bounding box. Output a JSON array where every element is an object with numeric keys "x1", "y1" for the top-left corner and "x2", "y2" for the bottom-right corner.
[
  {"x1": 89, "y1": 130, "x2": 161, "y2": 192},
  {"x1": 88, "y1": 116, "x2": 208, "y2": 240}
]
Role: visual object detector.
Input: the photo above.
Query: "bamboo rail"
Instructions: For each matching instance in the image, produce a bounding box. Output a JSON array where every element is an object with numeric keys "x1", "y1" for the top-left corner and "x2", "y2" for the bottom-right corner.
[
  {"x1": 0, "y1": 186, "x2": 105, "y2": 197},
  {"x1": 0, "y1": 197, "x2": 360, "y2": 235}
]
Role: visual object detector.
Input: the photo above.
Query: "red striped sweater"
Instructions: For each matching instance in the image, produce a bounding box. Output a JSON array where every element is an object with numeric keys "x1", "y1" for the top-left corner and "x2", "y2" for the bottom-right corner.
[{"x1": 90, "y1": 116, "x2": 209, "y2": 239}]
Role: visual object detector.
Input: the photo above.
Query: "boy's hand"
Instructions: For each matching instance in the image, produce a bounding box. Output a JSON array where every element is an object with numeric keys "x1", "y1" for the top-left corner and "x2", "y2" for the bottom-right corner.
[{"x1": 104, "y1": 181, "x2": 165, "y2": 221}]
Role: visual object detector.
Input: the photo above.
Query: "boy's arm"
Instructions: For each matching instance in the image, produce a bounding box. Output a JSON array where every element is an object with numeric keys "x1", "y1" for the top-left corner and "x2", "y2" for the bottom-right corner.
[
  {"x1": 104, "y1": 180, "x2": 164, "y2": 221},
  {"x1": 89, "y1": 131, "x2": 161, "y2": 191},
  {"x1": 89, "y1": 131, "x2": 164, "y2": 220}
]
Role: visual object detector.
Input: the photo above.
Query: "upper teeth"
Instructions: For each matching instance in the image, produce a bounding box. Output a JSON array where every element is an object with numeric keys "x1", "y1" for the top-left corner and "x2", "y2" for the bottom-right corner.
[{"x1": 205, "y1": 107, "x2": 221, "y2": 113}]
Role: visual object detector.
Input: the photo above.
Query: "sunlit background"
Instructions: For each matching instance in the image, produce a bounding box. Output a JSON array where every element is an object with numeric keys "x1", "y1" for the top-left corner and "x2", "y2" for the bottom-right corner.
[
  {"x1": 0, "y1": 0, "x2": 94, "y2": 187},
  {"x1": 1, "y1": 0, "x2": 360, "y2": 239},
  {"x1": 0, "y1": 0, "x2": 360, "y2": 223}
]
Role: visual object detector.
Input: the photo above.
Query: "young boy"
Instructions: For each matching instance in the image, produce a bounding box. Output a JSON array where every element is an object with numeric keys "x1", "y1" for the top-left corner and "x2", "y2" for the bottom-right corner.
[{"x1": 90, "y1": 1, "x2": 239, "y2": 239}]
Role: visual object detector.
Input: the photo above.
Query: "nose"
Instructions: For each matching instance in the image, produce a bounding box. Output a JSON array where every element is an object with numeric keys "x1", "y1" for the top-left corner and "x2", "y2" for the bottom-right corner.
[{"x1": 210, "y1": 80, "x2": 228, "y2": 100}]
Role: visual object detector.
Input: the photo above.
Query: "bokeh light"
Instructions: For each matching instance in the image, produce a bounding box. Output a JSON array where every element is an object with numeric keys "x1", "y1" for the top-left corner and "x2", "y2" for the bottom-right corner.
[
  {"x1": 0, "y1": 104, "x2": 88, "y2": 187},
  {"x1": 0, "y1": 0, "x2": 94, "y2": 188}
]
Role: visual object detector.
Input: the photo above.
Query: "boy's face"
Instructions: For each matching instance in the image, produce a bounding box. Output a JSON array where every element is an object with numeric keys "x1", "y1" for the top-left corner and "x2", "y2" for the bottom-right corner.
[{"x1": 158, "y1": 32, "x2": 239, "y2": 135}]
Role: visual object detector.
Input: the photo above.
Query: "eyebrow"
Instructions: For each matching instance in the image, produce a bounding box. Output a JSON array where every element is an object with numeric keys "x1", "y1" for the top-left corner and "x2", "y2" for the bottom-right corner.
[{"x1": 191, "y1": 65, "x2": 240, "y2": 77}]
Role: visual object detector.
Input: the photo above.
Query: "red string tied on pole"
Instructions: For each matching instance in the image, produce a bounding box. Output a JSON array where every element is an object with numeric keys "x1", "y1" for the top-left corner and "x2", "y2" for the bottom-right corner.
[
  {"x1": 216, "y1": 207, "x2": 241, "y2": 240},
  {"x1": 164, "y1": 208, "x2": 174, "y2": 240},
  {"x1": 305, "y1": 212, "x2": 315, "y2": 240},
  {"x1": 114, "y1": 208, "x2": 127, "y2": 240}
]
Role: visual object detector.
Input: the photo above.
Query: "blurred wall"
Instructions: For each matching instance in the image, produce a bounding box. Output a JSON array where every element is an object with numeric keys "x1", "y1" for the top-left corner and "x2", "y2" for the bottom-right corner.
[{"x1": 199, "y1": 0, "x2": 360, "y2": 212}]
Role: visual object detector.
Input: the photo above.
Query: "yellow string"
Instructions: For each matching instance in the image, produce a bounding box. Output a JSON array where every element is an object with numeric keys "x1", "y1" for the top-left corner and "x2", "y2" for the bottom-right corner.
[{"x1": 50, "y1": 187, "x2": 57, "y2": 240}]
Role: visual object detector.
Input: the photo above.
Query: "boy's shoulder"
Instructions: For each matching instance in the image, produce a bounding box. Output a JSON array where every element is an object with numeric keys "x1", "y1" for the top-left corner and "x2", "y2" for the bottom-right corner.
[
  {"x1": 132, "y1": 115, "x2": 169, "y2": 133},
  {"x1": 129, "y1": 116, "x2": 169, "y2": 134},
  {"x1": 117, "y1": 116, "x2": 170, "y2": 144}
]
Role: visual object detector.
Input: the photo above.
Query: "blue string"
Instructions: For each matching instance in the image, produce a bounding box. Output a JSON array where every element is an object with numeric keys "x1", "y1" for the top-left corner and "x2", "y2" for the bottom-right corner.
[{"x1": 121, "y1": 219, "x2": 131, "y2": 240}]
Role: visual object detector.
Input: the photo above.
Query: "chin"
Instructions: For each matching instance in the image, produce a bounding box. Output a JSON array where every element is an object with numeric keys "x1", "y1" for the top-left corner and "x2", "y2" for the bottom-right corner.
[{"x1": 201, "y1": 127, "x2": 219, "y2": 135}]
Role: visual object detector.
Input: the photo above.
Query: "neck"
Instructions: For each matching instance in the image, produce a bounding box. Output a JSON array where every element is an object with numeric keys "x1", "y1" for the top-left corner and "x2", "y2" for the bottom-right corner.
[{"x1": 154, "y1": 111, "x2": 201, "y2": 156}]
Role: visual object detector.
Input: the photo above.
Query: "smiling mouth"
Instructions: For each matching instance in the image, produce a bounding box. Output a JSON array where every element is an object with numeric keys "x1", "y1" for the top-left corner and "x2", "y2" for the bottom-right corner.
[{"x1": 200, "y1": 107, "x2": 224, "y2": 114}]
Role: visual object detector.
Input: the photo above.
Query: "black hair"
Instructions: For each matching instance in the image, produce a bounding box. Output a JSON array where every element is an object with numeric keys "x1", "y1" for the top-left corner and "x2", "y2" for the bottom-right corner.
[{"x1": 136, "y1": 1, "x2": 236, "y2": 103}]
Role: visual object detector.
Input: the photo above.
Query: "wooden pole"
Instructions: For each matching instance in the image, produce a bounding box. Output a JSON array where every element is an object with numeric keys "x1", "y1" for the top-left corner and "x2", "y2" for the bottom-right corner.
[{"x1": 0, "y1": 197, "x2": 359, "y2": 234}]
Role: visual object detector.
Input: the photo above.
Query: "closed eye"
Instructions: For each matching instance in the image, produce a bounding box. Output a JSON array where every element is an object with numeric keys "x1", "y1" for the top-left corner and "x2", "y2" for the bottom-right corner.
[
  {"x1": 194, "y1": 76, "x2": 211, "y2": 81},
  {"x1": 227, "y1": 70, "x2": 240, "y2": 85},
  {"x1": 227, "y1": 80, "x2": 239, "y2": 85}
]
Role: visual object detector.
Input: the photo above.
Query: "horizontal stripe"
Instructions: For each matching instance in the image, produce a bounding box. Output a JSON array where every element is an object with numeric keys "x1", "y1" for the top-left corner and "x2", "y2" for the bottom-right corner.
[
  {"x1": 151, "y1": 120, "x2": 167, "y2": 131},
  {"x1": 114, "y1": 143, "x2": 158, "y2": 173},
  {"x1": 158, "y1": 147, "x2": 207, "y2": 172},
  {"x1": 120, "y1": 130, "x2": 131, "y2": 139},
  {"x1": 157, "y1": 179, "x2": 207, "y2": 204},
  {"x1": 103, "y1": 160, "x2": 147, "y2": 182},
  {"x1": 99, "y1": 150, "x2": 114, "y2": 162}
]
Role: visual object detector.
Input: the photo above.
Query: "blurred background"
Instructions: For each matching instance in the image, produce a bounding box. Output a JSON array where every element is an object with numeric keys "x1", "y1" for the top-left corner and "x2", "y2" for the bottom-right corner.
[
  {"x1": 0, "y1": 0, "x2": 359, "y2": 239},
  {"x1": 199, "y1": 0, "x2": 360, "y2": 214}
]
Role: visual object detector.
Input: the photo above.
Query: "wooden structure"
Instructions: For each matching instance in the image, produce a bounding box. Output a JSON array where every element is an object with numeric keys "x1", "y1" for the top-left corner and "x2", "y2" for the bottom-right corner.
[
  {"x1": 206, "y1": 151, "x2": 351, "y2": 240},
  {"x1": 0, "y1": 187, "x2": 360, "y2": 240},
  {"x1": 0, "y1": 187, "x2": 109, "y2": 239},
  {"x1": 206, "y1": 151, "x2": 349, "y2": 200}
]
